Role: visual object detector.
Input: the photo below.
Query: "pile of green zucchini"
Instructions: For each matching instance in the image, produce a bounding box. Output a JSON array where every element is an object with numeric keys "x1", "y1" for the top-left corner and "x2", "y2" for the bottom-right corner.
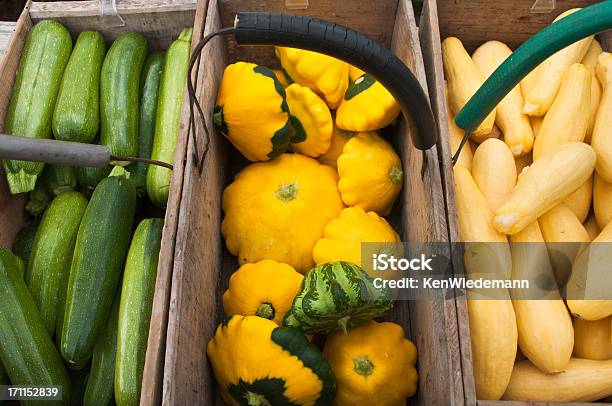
[{"x1": 1, "y1": 19, "x2": 192, "y2": 405}]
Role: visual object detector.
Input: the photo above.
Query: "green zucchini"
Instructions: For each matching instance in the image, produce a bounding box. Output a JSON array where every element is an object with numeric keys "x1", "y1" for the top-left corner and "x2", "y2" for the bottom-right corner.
[
  {"x1": 27, "y1": 191, "x2": 88, "y2": 337},
  {"x1": 84, "y1": 291, "x2": 119, "y2": 406},
  {"x1": 0, "y1": 247, "x2": 71, "y2": 404},
  {"x1": 43, "y1": 165, "x2": 78, "y2": 196},
  {"x1": 61, "y1": 167, "x2": 136, "y2": 368},
  {"x1": 25, "y1": 179, "x2": 52, "y2": 216},
  {"x1": 76, "y1": 165, "x2": 112, "y2": 191},
  {"x1": 12, "y1": 219, "x2": 40, "y2": 274},
  {"x1": 129, "y1": 51, "x2": 165, "y2": 195},
  {"x1": 52, "y1": 31, "x2": 105, "y2": 143},
  {"x1": 3, "y1": 20, "x2": 72, "y2": 194},
  {"x1": 115, "y1": 218, "x2": 163, "y2": 406},
  {"x1": 100, "y1": 32, "x2": 148, "y2": 160},
  {"x1": 147, "y1": 28, "x2": 192, "y2": 207}
]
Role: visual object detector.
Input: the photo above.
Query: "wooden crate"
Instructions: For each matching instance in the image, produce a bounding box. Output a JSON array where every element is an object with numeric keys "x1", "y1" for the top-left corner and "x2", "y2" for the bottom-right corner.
[
  {"x1": 163, "y1": 0, "x2": 466, "y2": 405},
  {"x1": 0, "y1": 1, "x2": 199, "y2": 404},
  {"x1": 0, "y1": 22, "x2": 16, "y2": 56},
  {"x1": 419, "y1": 1, "x2": 611, "y2": 405}
]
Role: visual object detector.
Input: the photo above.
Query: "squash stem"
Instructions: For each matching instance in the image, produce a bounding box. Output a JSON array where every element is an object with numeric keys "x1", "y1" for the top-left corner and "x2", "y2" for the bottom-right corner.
[
  {"x1": 256, "y1": 302, "x2": 275, "y2": 320},
  {"x1": 245, "y1": 391, "x2": 271, "y2": 406},
  {"x1": 213, "y1": 110, "x2": 223, "y2": 129},
  {"x1": 337, "y1": 315, "x2": 350, "y2": 334},
  {"x1": 6, "y1": 170, "x2": 38, "y2": 195},
  {"x1": 353, "y1": 356, "x2": 374, "y2": 377},
  {"x1": 389, "y1": 166, "x2": 403, "y2": 184},
  {"x1": 275, "y1": 182, "x2": 298, "y2": 202}
]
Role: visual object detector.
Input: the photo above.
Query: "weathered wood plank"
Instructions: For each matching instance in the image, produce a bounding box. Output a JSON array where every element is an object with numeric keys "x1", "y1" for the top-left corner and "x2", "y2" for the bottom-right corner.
[
  {"x1": 419, "y1": 0, "x2": 476, "y2": 405},
  {"x1": 0, "y1": 22, "x2": 16, "y2": 57},
  {"x1": 0, "y1": 3, "x2": 31, "y2": 249},
  {"x1": 30, "y1": 0, "x2": 197, "y2": 50},
  {"x1": 219, "y1": 0, "x2": 400, "y2": 65},
  {"x1": 141, "y1": 1, "x2": 204, "y2": 405},
  {"x1": 163, "y1": 0, "x2": 227, "y2": 404},
  {"x1": 437, "y1": 0, "x2": 598, "y2": 52}
]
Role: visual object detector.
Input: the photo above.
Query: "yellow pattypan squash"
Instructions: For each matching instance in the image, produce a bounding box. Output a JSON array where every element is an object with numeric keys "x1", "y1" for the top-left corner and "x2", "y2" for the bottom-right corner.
[
  {"x1": 222, "y1": 153, "x2": 344, "y2": 273},
  {"x1": 223, "y1": 260, "x2": 304, "y2": 326},
  {"x1": 318, "y1": 126, "x2": 356, "y2": 168},
  {"x1": 272, "y1": 68, "x2": 292, "y2": 88},
  {"x1": 285, "y1": 83, "x2": 333, "y2": 157},
  {"x1": 323, "y1": 320, "x2": 418, "y2": 406},
  {"x1": 338, "y1": 132, "x2": 403, "y2": 215},
  {"x1": 214, "y1": 62, "x2": 290, "y2": 161},
  {"x1": 207, "y1": 315, "x2": 337, "y2": 406},
  {"x1": 275, "y1": 46, "x2": 349, "y2": 108},
  {"x1": 312, "y1": 207, "x2": 400, "y2": 267},
  {"x1": 336, "y1": 66, "x2": 400, "y2": 132}
]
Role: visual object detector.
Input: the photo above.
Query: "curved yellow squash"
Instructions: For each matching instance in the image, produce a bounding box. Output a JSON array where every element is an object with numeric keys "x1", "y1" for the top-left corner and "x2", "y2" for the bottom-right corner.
[
  {"x1": 215, "y1": 62, "x2": 290, "y2": 161},
  {"x1": 594, "y1": 172, "x2": 612, "y2": 229},
  {"x1": 453, "y1": 166, "x2": 516, "y2": 400},
  {"x1": 285, "y1": 83, "x2": 333, "y2": 157},
  {"x1": 563, "y1": 174, "x2": 593, "y2": 223},
  {"x1": 566, "y1": 218, "x2": 612, "y2": 320},
  {"x1": 222, "y1": 153, "x2": 344, "y2": 273},
  {"x1": 538, "y1": 203, "x2": 591, "y2": 287},
  {"x1": 222, "y1": 260, "x2": 304, "y2": 326},
  {"x1": 493, "y1": 142, "x2": 596, "y2": 235},
  {"x1": 581, "y1": 40, "x2": 603, "y2": 143},
  {"x1": 312, "y1": 207, "x2": 400, "y2": 267},
  {"x1": 472, "y1": 138, "x2": 517, "y2": 211},
  {"x1": 503, "y1": 359, "x2": 612, "y2": 402},
  {"x1": 521, "y1": 9, "x2": 593, "y2": 117},
  {"x1": 453, "y1": 166, "x2": 507, "y2": 243},
  {"x1": 591, "y1": 53, "x2": 612, "y2": 182},
  {"x1": 574, "y1": 317, "x2": 612, "y2": 360},
  {"x1": 532, "y1": 63, "x2": 591, "y2": 159},
  {"x1": 275, "y1": 47, "x2": 348, "y2": 108},
  {"x1": 472, "y1": 41, "x2": 534, "y2": 157},
  {"x1": 337, "y1": 132, "x2": 403, "y2": 216},
  {"x1": 442, "y1": 37, "x2": 496, "y2": 141},
  {"x1": 510, "y1": 221, "x2": 573, "y2": 373},
  {"x1": 468, "y1": 299, "x2": 517, "y2": 400},
  {"x1": 323, "y1": 321, "x2": 417, "y2": 406}
]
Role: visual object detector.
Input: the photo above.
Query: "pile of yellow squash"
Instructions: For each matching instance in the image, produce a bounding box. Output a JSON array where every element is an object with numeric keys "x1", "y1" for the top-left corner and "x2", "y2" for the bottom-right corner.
[
  {"x1": 446, "y1": 8, "x2": 612, "y2": 403},
  {"x1": 207, "y1": 47, "x2": 419, "y2": 405}
]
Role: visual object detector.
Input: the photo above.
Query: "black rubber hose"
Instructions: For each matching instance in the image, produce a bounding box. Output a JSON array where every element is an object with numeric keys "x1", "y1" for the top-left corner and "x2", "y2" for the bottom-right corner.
[{"x1": 233, "y1": 11, "x2": 438, "y2": 151}]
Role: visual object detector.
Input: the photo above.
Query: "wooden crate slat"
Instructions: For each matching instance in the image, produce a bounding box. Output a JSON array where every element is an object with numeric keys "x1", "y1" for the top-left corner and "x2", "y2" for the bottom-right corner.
[
  {"x1": 140, "y1": 0, "x2": 206, "y2": 404},
  {"x1": 437, "y1": 0, "x2": 598, "y2": 52},
  {"x1": 0, "y1": 3, "x2": 31, "y2": 248},
  {"x1": 29, "y1": 0, "x2": 197, "y2": 50},
  {"x1": 0, "y1": 22, "x2": 16, "y2": 57},
  {"x1": 418, "y1": 0, "x2": 476, "y2": 404}
]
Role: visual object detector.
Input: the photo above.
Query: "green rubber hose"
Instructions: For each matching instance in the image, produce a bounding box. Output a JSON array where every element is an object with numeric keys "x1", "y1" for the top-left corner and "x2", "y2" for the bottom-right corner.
[{"x1": 455, "y1": 0, "x2": 612, "y2": 135}]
